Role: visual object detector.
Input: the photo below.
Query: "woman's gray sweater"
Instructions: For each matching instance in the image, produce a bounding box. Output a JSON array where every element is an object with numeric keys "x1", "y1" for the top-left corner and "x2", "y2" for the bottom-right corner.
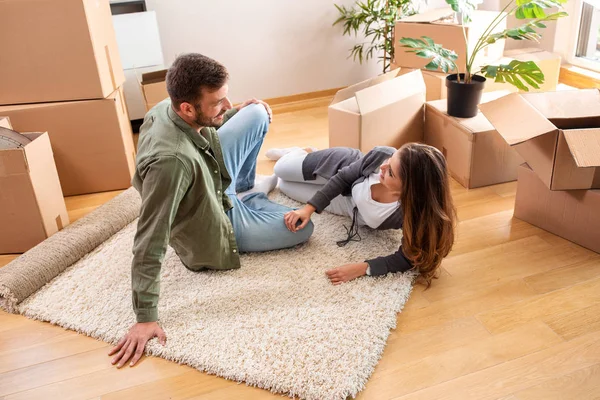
[{"x1": 301, "y1": 146, "x2": 413, "y2": 276}]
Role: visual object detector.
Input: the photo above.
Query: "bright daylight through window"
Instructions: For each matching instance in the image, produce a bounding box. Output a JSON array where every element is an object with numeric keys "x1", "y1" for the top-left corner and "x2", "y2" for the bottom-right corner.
[{"x1": 575, "y1": 0, "x2": 600, "y2": 64}]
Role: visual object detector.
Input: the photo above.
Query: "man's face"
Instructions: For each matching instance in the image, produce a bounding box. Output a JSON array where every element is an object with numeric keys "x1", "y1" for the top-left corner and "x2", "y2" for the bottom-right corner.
[{"x1": 191, "y1": 84, "x2": 232, "y2": 128}]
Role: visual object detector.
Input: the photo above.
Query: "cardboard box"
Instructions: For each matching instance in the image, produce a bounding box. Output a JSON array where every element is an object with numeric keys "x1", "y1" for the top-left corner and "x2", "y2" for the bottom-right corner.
[
  {"x1": 0, "y1": 0, "x2": 125, "y2": 105},
  {"x1": 140, "y1": 69, "x2": 170, "y2": 111},
  {"x1": 394, "y1": 8, "x2": 506, "y2": 73},
  {"x1": 0, "y1": 88, "x2": 136, "y2": 196},
  {"x1": 479, "y1": 90, "x2": 600, "y2": 190},
  {"x1": 398, "y1": 67, "x2": 518, "y2": 101},
  {"x1": 328, "y1": 69, "x2": 426, "y2": 152},
  {"x1": 0, "y1": 128, "x2": 69, "y2": 253},
  {"x1": 425, "y1": 91, "x2": 525, "y2": 188},
  {"x1": 515, "y1": 164, "x2": 600, "y2": 254},
  {"x1": 0, "y1": 117, "x2": 11, "y2": 129}
]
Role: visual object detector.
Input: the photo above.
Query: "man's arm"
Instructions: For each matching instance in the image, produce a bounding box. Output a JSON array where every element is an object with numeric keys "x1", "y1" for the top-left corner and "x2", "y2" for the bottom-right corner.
[
  {"x1": 132, "y1": 155, "x2": 191, "y2": 322},
  {"x1": 109, "y1": 155, "x2": 190, "y2": 368}
]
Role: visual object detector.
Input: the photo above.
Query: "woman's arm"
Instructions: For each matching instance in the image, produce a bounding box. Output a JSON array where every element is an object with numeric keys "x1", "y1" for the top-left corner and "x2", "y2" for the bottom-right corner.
[{"x1": 325, "y1": 246, "x2": 413, "y2": 284}]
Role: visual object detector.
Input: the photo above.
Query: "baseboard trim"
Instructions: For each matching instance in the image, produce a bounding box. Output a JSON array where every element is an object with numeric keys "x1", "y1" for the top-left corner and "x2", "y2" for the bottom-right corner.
[
  {"x1": 559, "y1": 65, "x2": 600, "y2": 89},
  {"x1": 264, "y1": 87, "x2": 342, "y2": 106}
]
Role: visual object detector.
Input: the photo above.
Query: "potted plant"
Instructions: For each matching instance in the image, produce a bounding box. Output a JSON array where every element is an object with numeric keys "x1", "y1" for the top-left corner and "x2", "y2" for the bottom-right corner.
[
  {"x1": 334, "y1": 0, "x2": 424, "y2": 73},
  {"x1": 398, "y1": 0, "x2": 568, "y2": 118}
]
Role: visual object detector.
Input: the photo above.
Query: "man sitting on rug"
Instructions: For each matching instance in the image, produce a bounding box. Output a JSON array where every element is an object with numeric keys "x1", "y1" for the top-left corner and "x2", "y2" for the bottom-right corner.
[{"x1": 109, "y1": 53, "x2": 314, "y2": 368}]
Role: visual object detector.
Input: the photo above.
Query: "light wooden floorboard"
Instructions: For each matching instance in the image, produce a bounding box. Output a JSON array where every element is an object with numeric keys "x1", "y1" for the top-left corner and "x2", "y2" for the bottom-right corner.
[{"x1": 1, "y1": 98, "x2": 599, "y2": 399}]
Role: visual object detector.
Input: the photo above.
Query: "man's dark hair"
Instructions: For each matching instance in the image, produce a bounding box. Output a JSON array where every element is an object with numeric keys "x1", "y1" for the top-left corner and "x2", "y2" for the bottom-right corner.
[{"x1": 166, "y1": 53, "x2": 229, "y2": 109}]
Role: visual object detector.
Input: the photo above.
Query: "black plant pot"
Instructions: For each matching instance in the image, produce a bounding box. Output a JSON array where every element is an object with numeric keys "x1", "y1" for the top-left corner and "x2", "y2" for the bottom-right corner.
[{"x1": 445, "y1": 74, "x2": 486, "y2": 118}]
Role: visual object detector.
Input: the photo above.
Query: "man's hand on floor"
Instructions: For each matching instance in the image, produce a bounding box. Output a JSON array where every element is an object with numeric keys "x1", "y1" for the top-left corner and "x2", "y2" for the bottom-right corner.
[
  {"x1": 236, "y1": 98, "x2": 273, "y2": 122},
  {"x1": 109, "y1": 321, "x2": 166, "y2": 368}
]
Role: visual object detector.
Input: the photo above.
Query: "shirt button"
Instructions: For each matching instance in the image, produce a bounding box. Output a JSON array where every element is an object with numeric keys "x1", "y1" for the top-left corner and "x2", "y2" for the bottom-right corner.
[
  {"x1": 214, "y1": 170, "x2": 218, "y2": 174},
  {"x1": 233, "y1": 249, "x2": 237, "y2": 253},
  {"x1": 217, "y1": 190, "x2": 221, "y2": 194}
]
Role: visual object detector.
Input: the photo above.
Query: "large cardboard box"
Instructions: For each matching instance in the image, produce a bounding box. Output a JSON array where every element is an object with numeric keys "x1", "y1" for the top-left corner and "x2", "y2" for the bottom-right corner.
[
  {"x1": 0, "y1": 124, "x2": 69, "y2": 253},
  {"x1": 0, "y1": 88, "x2": 136, "y2": 196},
  {"x1": 515, "y1": 164, "x2": 600, "y2": 254},
  {"x1": 329, "y1": 69, "x2": 426, "y2": 152},
  {"x1": 398, "y1": 68, "x2": 518, "y2": 101},
  {"x1": 479, "y1": 90, "x2": 600, "y2": 190},
  {"x1": 0, "y1": 0, "x2": 125, "y2": 105},
  {"x1": 425, "y1": 91, "x2": 525, "y2": 188},
  {"x1": 394, "y1": 8, "x2": 506, "y2": 73},
  {"x1": 140, "y1": 69, "x2": 170, "y2": 111}
]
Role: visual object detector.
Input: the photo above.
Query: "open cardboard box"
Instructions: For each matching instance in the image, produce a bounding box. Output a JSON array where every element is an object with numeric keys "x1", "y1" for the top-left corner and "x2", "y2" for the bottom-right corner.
[
  {"x1": 0, "y1": 0, "x2": 124, "y2": 105},
  {"x1": 515, "y1": 164, "x2": 600, "y2": 254},
  {"x1": 328, "y1": 68, "x2": 426, "y2": 152},
  {"x1": 479, "y1": 90, "x2": 600, "y2": 190},
  {"x1": 394, "y1": 8, "x2": 506, "y2": 73},
  {"x1": 425, "y1": 91, "x2": 525, "y2": 188},
  {"x1": 140, "y1": 69, "x2": 169, "y2": 111},
  {"x1": 0, "y1": 119, "x2": 69, "y2": 253},
  {"x1": 0, "y1": 88, "x2": 136, "y2": 196}
]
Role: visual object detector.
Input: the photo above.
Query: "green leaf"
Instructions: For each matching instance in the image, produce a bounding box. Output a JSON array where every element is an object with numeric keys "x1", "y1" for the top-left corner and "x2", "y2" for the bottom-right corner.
[
  {"x1": 514, "y1": 0, "x2": 567, "y2": 20},
  {"x1": 399, "y1": 36, "x2": 458, "y2": 73},
  {"x1": 481, "y1": 60, "x2": 545, "y2": 91},
  {"x1": 444, "y1": 0, "x2": 478, "y2": 23}
]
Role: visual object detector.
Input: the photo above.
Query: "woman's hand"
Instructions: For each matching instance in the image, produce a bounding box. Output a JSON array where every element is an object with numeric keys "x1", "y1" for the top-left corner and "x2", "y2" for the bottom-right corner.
[
  {"x1": 284, "y1": 204, "x2": 315, "y2": 232},
  {"x1": 326, "y1": 263, "x2": 369, "y2": 285}
]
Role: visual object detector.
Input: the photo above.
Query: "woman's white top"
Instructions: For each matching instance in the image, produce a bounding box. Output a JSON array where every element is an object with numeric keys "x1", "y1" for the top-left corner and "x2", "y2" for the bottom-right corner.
[{"x1": 352, "y1": 172, "x2": 400, "y2": 229}]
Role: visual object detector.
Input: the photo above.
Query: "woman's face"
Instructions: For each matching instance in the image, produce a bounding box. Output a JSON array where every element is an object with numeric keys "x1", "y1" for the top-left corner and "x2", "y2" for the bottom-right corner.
[{"x1": 379, "y1": 149, "x2": 403, "y2": 193}]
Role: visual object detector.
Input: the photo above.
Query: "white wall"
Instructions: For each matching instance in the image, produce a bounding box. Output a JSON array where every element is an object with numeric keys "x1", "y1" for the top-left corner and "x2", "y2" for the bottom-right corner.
[
  {"x1": 146, "y1": 0, "x2": 562, "y2": 103},
  {"x1": 147, "y1": 0, "x2": 382, "y2": 103}
]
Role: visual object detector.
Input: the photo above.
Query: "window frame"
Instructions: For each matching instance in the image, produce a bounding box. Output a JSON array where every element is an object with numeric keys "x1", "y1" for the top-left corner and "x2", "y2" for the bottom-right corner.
[{"x1": 566, "y1": 0, "x2": 600, "y2": 71}]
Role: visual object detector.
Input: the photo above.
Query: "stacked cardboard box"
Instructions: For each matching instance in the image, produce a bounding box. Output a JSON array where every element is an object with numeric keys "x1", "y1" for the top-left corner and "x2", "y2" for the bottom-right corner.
[
  {"x1": 0, "y1": 0, "x2": 135, "y2": 196},
  {"x1": 424, "y1": 91, "x2": 524, "y2": 188},
  {"x1": 479, "y1": 90, "x2": 600, "y2": 254},
  {"x1": 0, "y1": 118, "x2": 70, "y2": 253},
  {"x1": 328, "y1": 69, "x2": 426, "y2": 153}
]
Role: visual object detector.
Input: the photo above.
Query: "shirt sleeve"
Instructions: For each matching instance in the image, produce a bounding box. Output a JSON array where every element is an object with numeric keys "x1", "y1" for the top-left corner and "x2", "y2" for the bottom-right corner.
[
  {"x1": 131, "y1": 156, "x2": 191, "y2": 323},
  {"x1": 223, "y1": 108, "x2": 238, "y2": 124},
  {"x1": 307, "y1": 157, "x2": 365, "y2": 213},
  {"x1": 365, "y1": 246, "x2": 414, "y2": 276}
]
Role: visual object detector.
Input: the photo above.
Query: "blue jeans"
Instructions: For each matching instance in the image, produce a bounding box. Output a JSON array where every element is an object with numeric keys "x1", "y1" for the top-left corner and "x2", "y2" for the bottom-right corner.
[{"x1": 218, "y1": 104, "x2": 314, "y2": 252}]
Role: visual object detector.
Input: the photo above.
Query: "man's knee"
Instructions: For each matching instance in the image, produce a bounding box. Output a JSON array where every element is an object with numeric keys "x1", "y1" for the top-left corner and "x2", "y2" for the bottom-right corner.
[
  {"x1": 297, "y1": 219, "x2": 314, "y2": 243},
  {"x1": 238, "y1": 103, "x2": 270, "y2": 129}
]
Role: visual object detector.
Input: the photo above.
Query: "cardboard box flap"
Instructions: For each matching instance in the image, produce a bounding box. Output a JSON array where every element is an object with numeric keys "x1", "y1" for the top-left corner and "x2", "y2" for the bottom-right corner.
[
  {"x1": 400, "y1": 7, "x2": 455, "y2": 23},
  {"x1": 355, "y1": 69, "x2": 425, "y2": 115},
  {"x1": 141, "y1": 69, "x2": 168, "y2": 84},
  {"x1": 478, "y1": 93, "x2": 557, "y2": 145},
  {"x1": 0, "y1": 117, "x2": 12, "y2": 129},
  {"x1": 522, "y1": 90, "x2": 600, "y2": 123},
  {"x1": 562, "y1": 129, "x2": 600, "y2": 167},
  {"x1": 330, "y1": 68, "x2": 401, "y2": 105}
]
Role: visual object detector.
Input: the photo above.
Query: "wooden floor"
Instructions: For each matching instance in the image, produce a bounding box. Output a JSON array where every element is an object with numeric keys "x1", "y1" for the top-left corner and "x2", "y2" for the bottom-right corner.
[{"x1": 1, "y1": 97, "x2": 600, "y2": 400}]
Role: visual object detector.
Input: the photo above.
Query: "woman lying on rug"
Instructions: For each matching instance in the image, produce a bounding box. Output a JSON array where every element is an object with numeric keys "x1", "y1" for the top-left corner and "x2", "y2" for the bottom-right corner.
[{"x1": 266, "y1": 143, "x2": 457, "y2": 287}]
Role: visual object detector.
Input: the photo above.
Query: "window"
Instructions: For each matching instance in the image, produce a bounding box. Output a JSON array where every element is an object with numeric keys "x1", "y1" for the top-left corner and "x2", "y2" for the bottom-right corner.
[{"x1": 571, "y1": 0, "x2": 600, "y2": 70}]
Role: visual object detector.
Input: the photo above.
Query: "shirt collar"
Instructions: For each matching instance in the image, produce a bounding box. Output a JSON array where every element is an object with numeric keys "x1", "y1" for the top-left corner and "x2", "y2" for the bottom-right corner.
[{"x1": 167, "y1": 103, "x2": 210, "y2": 151}]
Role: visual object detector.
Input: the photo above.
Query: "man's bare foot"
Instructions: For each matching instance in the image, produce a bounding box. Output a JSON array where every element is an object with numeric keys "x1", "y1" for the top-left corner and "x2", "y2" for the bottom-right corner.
[{"x1": 326, "y1": 263, "x2": 369, "y2": 285}]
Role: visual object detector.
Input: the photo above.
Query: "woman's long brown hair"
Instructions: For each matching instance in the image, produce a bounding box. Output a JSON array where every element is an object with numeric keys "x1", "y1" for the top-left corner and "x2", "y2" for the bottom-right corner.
[{"x1": 397, "y1": 143, "x2": 457, "y2": 287}]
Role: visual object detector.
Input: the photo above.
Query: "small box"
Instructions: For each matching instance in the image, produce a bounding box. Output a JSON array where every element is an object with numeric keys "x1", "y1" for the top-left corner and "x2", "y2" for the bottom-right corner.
[
  {"x1": 0, "y1": 88, "x2": 136, "y2": 196},
  {"x1": 140, "y1": 69, "x2": 169, "y2": 111},
  {"x1": 0, "y1": 125, "x2": 69, "y2": 253},
  {"x1": 425, "y1": 91, "x2": 525, "y2": 188},
  {"x1": 328, "y1": 69, "x2": 426, "y2": 153},
  {"x1": 0, "y1": 0, "x2": 125, "y2": 105},
  {"x1": 394, "y1": 8, "x2": 506, "y2": 73},
  {"x1": 479, "y1": 90, "x2": 600, "y2": 190},
  {"x1": 515, "y1": 164, "x2": 600, "y2": 254}
]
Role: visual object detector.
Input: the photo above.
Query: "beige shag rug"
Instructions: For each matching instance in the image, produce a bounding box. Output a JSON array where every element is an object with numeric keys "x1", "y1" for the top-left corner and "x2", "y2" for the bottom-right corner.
[{"x1": 0, "y1": 187, "x2": 414, "y2": 400}]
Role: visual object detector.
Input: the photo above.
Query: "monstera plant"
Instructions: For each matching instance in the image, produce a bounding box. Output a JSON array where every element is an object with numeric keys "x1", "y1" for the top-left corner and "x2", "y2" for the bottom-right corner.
[{"x1": 399, "y1": 0, "x2": 568, "y2": 117}]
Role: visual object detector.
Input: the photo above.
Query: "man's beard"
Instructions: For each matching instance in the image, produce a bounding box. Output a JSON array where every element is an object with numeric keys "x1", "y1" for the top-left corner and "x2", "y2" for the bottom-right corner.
[{"x1": 194, "y1": 106, "x2": 226, "y2": 128}]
